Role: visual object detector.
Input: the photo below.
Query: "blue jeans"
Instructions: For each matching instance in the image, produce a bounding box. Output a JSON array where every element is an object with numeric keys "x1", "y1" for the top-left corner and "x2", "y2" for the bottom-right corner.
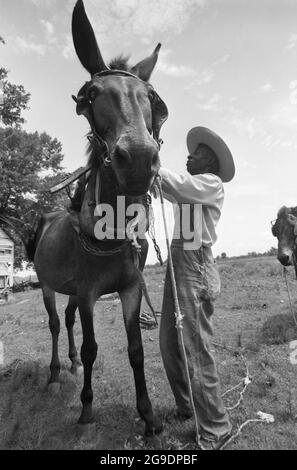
[{"x1": 159, "y1": 242, "x2": 231, "y2": 441}]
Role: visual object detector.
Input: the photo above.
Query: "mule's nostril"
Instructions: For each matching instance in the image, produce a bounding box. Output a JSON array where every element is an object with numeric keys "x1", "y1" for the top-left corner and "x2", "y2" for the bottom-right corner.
[
  {"x1": 278, "y1": 254, "x2": 290, "y2": 266},
  {"x1": 114, "y1": 145, "x2": 132, "y2": 167}
]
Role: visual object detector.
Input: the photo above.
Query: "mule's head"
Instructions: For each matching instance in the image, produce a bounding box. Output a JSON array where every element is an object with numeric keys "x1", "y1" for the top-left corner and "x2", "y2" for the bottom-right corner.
[
  {"x1": 72, "y1": 0, "x2": 168, "y2": 197},
  {"x1": 271, "y1": 206, "x2": 297, "y2": 266}
]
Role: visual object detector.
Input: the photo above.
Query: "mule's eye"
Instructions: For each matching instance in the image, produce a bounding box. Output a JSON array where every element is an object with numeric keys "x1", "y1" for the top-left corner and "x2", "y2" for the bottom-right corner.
[{"x1": 87, "y1": 86, "x2": 98, "y2": 103}]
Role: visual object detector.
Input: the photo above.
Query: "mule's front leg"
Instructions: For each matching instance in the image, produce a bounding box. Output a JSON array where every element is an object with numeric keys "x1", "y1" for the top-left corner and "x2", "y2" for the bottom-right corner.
[
  {"x1": 65, "y1": 295, "x2": 82, "y2": 375},
  {"x1": 77, "y1": 296, "x2": 98, "y2": 425},
  {"x1": 119, "y1": 283, "x2": 162, "y2": 436},
  {"x1": 42, "y1": 286, "x2": 61, "y2": 389}
]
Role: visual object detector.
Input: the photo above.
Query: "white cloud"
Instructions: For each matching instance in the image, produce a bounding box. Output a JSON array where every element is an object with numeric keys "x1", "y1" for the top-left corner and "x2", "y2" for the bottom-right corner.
[
  {"x1": 40, "y1": 19, "x2": 56, "y2": 44},
  {"x1": 62, "y1": 34, "x2": 75, "y2": 60},
  {"x1": 15, "y1": 36, "x2": 46, "y2": 56},
  {"x1": 212, "y1": 54, "x2": 230, "y2": 66},
  {"x1": 157, "y1": 49, "x2": 196, "y2": 77},
  {"x1": 158, "y1": 61, "x2": 196, "y2": 77},
  {"x1": 84, "y1": 0, "x2": 207, "y2": 42},
  {"x1": 197, "y1": 93, "x2": 221, "y2": 110},
  {"x1": 286, "y1": 33, "x2": 297, "y2": 49},
  {"x1": 26, "y1": 0, "x2": 57, "y2": 7},
  {"x1": 40, "y1": 20, "x2": 54, "y2": 36},
  {"x1": 22, "y1": 1, "x2": 209, "y2": 62},
  {"x1": 260, "y1": 83, "x2": 273, "y2": 93},
  {"x1": 195, "y1": 69, "x2": 215, "y2": 85},
  {"x1": 289, "y1": 80, "x2": 297, "y2": 104}
]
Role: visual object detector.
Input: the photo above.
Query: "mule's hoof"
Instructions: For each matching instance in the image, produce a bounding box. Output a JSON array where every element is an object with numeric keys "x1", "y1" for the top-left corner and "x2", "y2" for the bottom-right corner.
[
  {"x1": 70, "y1": 364, "x2": 84, "y2": 377},
  {"x1": 145, "y1": 433, "x2": 163, "y2": 448},
  {"x1": 75, "y1": 365, "x2": 84, "y2": 377},
  {"x1": 48, "y1": 382, "x2": 61, "y2": 395},
  {"x1": 145, "y1": 421, "x2": 163, "y2": 437},
  {"x1": 77, "y1": 422, "x2": 97, "y2": 440}
]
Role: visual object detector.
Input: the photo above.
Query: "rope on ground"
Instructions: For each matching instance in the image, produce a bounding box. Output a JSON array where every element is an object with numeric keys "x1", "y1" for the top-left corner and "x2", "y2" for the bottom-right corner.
[
  {"x1": 283, "y1": 267, "x2": 297, "y2": 328},
  {"x1": 220, "y1": 412, "x2": 274, "y2": 450},
  {"x1": 225, "y1": 355, "x2": 251, "y2": 411},
  {"x1": 211, "y1": 343, "x2": 275, "y2": 450},
  {"x1": 212, "y1": 341, "x2": 252, "y2": 411}
]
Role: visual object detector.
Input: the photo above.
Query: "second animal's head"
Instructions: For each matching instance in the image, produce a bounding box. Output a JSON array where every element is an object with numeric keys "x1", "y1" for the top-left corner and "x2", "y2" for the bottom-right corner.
[{"x1": 271, "y1": 206, "x2": 297, "y2": 266}]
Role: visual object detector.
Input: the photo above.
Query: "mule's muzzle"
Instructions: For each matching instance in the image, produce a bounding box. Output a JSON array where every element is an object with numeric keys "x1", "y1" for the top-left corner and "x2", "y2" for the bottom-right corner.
[
  {"x1": 277, "y1": 252, "x2": 293, "y2": 266},
  {"x1": 119, "y1": 176, "x2": 155, "y2": 197},
  {"x1": 114, "y1": 143, "x2": 159, "y2": 170},
  {"x1": 114, "y1": 144, "x2": 133, "y2": 167},
  {"x1": 113, "y1": 141, "x2": 160, "y2": 196}
]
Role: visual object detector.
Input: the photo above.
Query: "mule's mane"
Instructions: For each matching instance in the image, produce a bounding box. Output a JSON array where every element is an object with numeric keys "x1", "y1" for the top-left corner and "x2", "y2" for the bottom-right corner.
[{"x1": 108, "y1": 55, "x2": 131, "y2": 72}]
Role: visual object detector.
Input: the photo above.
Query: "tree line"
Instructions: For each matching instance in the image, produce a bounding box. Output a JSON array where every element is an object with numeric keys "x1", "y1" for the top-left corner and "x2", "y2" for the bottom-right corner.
[
  {"x1": 0, "y1": 36, "x2": 69, "y2": 267},
  {"x1": 216, "y1": 247, "x2": 277, "y2": 260}
]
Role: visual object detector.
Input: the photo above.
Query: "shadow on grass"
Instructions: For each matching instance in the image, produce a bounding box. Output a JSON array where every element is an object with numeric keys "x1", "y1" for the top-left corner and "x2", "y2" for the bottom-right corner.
[
  {"x1": 0, "y1": 360, "x2": 190, "y2": 450},
  {"x1": 0, "y1": 360, "x2": 202, "y2": 450},
  {"x1": 0, "y1": 359, "x2": 82, "y2": 449},
  {"x1": 260, "y1": 313, "x2": 297, "y2": 345}
]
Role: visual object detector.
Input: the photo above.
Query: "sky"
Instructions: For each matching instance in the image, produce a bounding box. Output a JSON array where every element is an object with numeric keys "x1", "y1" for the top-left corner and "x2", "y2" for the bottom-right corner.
[{"x1": 1, "y1": 0, "x2": 297, "y2": 264}]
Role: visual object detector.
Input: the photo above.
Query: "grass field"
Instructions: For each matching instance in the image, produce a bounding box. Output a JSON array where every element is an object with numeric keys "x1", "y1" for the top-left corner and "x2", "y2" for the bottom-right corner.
[{"x1": 0, "y1": 255, "x2": 297, "y2": 450}]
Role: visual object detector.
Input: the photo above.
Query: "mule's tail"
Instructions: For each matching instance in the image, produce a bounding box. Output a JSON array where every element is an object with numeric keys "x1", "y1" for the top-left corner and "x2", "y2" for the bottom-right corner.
[{"x1": 0, "y1": 215, "x2": 40, "y2": 262}]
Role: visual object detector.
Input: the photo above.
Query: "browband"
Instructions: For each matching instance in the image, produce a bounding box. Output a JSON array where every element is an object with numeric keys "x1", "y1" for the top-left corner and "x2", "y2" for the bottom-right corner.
[{"x1": 92, "y1": 69, "x2": 145, "y2": 82}]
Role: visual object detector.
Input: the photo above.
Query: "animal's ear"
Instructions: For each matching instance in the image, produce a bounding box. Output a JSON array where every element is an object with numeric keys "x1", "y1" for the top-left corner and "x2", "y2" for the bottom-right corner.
[
  {"x1": 151, "y1": 92, "x2": 168, "y2": 142},
  {"x1": 287, "y1": 213, "x2": 297, "y2": 235},
  {"x1": 72, "y1": 0, "x2": 108, "y2": 76},
  {"x1": 288, "y1": 214, "x2": 297, "y2": 226},
  {"x1": 131, "y1": 43, "x2": 161, "y2": 82}
]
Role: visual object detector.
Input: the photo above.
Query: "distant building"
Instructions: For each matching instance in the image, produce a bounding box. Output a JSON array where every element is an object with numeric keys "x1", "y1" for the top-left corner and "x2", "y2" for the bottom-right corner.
[{"x1": 0, "y1": 227, "x2": 14, "y2": 290}]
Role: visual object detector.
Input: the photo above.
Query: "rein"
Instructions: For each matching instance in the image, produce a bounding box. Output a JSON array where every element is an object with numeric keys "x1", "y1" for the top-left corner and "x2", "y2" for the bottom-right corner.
[
  {"x1": 155, "y1": 176, "x2": 202, "y2": 448},
  {"x1": 282, "y1": 267, "x2": 297, "y2": 328}
]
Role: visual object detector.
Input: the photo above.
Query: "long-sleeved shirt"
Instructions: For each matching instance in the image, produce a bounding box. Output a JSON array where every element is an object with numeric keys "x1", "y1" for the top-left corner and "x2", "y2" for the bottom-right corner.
[{"x1": 159, "y1": 167, "x2": 224, "y2": 249}]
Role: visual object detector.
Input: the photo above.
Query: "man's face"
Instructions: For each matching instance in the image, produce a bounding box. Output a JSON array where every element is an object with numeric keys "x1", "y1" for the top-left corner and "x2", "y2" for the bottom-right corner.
[{"x1": 186, "y1": 144, "x2": 213, "y2": 175}]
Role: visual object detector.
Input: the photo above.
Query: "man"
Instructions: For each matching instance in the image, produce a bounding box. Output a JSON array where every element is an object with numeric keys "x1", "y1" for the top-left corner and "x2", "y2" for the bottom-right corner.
[{"x1": 158, "y1": 126, "x2": 235, "y2": 450}]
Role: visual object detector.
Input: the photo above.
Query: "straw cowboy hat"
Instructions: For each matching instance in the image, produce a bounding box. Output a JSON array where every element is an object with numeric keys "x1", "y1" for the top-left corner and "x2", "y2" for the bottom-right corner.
[{"x1": 187, "y1": 126, "x2": 235, "y2": 182}]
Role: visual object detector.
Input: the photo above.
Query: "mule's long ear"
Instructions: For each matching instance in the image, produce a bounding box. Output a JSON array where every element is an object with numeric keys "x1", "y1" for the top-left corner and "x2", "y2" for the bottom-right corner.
[
  {"x1": 72, "y1": 0, "x2": 108, "y2": 75},
  {"x1": 131, "y1": 43, "x2": 161, "y2": 82}
]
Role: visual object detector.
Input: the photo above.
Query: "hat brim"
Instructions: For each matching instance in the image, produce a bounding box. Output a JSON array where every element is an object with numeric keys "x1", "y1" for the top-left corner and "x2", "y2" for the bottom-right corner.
[{"x1": 187, "y1": 126, "x2": 235, "y2": 183}]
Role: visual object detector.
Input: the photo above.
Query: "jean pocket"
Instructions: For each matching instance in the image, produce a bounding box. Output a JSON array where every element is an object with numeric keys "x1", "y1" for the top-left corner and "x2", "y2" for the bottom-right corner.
[{"x1": 203, "y1": 261, "x2": 221, "y2": 301}]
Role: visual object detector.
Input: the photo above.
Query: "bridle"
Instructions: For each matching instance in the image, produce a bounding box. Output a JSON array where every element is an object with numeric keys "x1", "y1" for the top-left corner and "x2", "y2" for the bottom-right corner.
[
  {"x1": 271, "y1": 212, "x2": 297, "y2": 276},
  {"x1": 70, "y1": 69, "x2": 167, "y2": 257},
  {"x1": 74, "y1": 69, "x2": 168, "y2": 168}
]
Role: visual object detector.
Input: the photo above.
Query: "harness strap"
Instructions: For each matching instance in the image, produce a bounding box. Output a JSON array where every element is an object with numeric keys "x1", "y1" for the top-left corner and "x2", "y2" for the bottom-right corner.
[
  {"x1": 49, "y1": 165, "x2": 92, "y2": 194},
  {"x1": 79, "y1": 231, "x2": 129, "y2": 256},
  {"x1": 131, "y1": 246, "x2": 158, "y2": 327}
]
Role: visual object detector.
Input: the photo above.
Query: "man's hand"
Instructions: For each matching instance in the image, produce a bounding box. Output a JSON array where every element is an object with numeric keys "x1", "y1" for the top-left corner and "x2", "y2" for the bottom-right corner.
[{"x1": 150, "y1": 174, "x2": 162, "y2": 199}]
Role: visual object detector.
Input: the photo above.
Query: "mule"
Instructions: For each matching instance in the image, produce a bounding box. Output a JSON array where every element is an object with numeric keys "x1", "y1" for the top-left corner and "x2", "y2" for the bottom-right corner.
[
  {"x1": 271, "y1": 206, "x2": 297, "y2": 272},
  {"x1": 17, "y1": 0, "x2": 168, "y2": 435}
]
